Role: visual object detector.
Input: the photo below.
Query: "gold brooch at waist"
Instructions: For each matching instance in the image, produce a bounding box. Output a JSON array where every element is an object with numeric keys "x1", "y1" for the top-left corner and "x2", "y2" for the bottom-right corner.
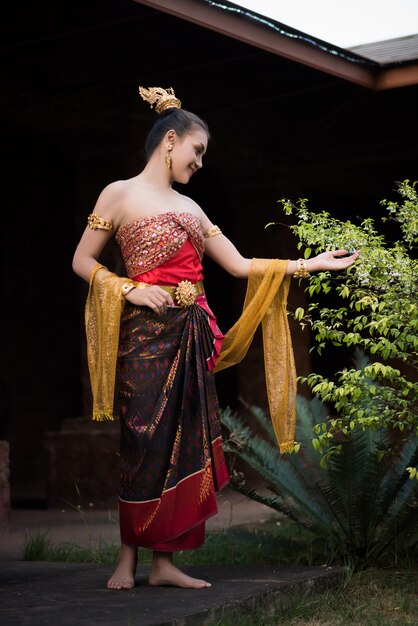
[{"x1": 134, "y1": 279, "x2": 204, "y2": 307}]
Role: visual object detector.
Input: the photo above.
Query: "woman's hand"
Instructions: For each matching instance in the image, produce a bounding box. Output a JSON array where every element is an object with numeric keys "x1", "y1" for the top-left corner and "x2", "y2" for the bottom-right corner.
[
  {"x1": 307, "y1": 249, "x2": 360, "y2": 273},
  {"x1": 125, "y1": 285, "x2": 175, "y2": 314}
]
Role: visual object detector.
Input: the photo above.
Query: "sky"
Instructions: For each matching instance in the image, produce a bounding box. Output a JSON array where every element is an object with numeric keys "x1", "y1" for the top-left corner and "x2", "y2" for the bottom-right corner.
[{"x1": 228, "y1": 0, "x2": 418, "y2": 48}]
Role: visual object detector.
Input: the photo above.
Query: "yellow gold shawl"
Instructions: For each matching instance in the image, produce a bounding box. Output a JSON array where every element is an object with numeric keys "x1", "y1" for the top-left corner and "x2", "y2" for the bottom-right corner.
[
  {"x1": 85, "y1": 264, "x2": 134, "y2": 421},
  {"x1": 214, "y1": 259, "x2": 296, "y2": 453},
  {"x1": 85, "y1": 259, "x2": 296, "y2": 451}
]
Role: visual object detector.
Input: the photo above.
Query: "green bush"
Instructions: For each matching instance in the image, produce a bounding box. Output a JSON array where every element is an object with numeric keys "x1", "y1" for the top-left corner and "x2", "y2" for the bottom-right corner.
[
  {"x1": 270, "y1": 180, "x2": 418, "y2": 457},
  {"x1": 221, "y1": 393, "x2": 418, "y2": 570}
]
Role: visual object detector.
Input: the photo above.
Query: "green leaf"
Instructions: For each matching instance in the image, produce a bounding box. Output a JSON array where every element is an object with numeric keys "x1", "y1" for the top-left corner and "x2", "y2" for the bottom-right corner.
[{"x1": 294, "y1": 307, "x2": 305, "y2": 321}]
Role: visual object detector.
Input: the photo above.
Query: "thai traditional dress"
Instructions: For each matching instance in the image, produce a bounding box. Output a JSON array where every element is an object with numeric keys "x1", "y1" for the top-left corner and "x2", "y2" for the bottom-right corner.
[
  {"x1": 114, "y1": 212, "x2": 229, "y2": 551},
  {"x1": 85, "y1": 211, "x2": 297, "y2": 553}
]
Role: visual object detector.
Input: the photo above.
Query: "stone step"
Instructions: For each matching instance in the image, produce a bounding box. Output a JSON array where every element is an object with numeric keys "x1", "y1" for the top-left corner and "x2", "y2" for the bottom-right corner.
[{"x1": 1, "y1": 561, "x2": 346, "y2": 626}]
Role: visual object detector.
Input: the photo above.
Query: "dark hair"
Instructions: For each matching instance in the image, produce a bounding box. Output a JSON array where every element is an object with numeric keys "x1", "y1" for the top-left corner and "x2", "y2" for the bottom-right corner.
[{"x1": 144, "y1": 108, "x2": 210, "y2": 160}]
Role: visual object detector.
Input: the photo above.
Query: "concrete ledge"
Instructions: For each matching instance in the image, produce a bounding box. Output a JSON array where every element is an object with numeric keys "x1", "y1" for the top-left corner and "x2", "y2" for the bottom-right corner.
[
  {"x1": 1, "y1": 561, "x2": 346, "y2": 626},
  {"x1": 44, "y1": 419, "x2": 119, "y2": 509},
  {"x1": 0, "y1": 441, "x2": 10, "y2": 527}
]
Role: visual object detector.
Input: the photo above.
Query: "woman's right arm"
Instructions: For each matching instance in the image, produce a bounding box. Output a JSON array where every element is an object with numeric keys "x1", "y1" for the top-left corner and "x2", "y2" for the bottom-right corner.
[
  {"x1": 72, "y1": 184, "x2": 175, "y2": 313},
  {"x1": 72, "y1": 183, "x2": 124, "y2": 283},
  {"x1": 72, "y1": 227, "x2": 113, "y2": 282}
]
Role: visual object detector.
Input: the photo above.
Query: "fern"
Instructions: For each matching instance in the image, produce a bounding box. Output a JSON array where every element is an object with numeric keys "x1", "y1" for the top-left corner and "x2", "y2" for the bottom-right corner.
[{"x1": 220, "y1": 396, "x2": 418, "y2": 569}]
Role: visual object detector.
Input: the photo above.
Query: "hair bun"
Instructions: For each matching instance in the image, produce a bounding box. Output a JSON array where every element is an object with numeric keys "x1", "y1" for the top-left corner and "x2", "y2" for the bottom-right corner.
[{"x1": 138, "y1": 86, "x2": 182, "y2": 114}]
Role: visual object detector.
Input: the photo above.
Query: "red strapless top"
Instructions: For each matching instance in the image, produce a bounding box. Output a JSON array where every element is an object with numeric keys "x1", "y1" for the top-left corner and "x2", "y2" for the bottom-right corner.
[
  {"x1": 115, "y1": 211, "x2": 223, "y2": 369},
  {"x1": 132, "y1": 239, "x2": 203, "y2": 284},
  {"x1": 115, "y1": 211, "x2": 205, "y2": 282}
]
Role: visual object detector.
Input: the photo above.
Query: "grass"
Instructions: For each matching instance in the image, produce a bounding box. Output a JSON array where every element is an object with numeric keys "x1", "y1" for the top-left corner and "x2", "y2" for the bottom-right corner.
[
  {"x1": 210, "y1": 568, "x2": 418, "y2": 626},
  {"x1": 22, "y1": 529, "x2": 120, "y2": 564},
  {"x1": 22, "y1": 517, "x2": 417, "y2": 570},
  {"x1": 21, "y1": 522, "x2": 337, "y2": 567}
]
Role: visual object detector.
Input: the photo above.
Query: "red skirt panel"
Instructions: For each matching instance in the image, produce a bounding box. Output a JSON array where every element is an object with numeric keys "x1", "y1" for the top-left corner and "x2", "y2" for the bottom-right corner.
[{"x1": 117, "y1": 301, "x2": 229, "y2": 551}]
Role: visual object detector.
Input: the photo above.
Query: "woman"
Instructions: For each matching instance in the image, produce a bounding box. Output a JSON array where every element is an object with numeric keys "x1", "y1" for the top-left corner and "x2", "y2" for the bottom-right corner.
[{"x1": 72, "y1": 86, "x2": 359, "y2": 591}]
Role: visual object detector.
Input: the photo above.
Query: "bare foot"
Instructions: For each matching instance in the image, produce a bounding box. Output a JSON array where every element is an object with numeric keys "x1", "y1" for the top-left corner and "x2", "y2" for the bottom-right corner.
[
  {"x1": 107, "y1": 544, "x2": 138, "y2": 590},
  {"x1": 149, "y1": 551, "x2": 211, "y2": 589}
]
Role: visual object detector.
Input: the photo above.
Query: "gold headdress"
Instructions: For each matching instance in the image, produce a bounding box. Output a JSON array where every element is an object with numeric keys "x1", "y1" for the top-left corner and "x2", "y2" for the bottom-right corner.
[{"x1": 138, "y1": 86, "x2": 182, "y2": 114}]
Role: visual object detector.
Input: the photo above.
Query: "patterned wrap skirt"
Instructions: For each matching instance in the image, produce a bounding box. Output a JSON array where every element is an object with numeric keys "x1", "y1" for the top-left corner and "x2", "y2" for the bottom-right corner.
[{"x1": 116, "y1": 301, "x2": 230, "y2": 551}]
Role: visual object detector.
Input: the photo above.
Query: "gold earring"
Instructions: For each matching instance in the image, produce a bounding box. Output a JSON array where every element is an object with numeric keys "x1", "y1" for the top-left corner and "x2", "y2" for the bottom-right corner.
[{"x1": 164, "y1": 143, "x2": 172, "y2": 170}]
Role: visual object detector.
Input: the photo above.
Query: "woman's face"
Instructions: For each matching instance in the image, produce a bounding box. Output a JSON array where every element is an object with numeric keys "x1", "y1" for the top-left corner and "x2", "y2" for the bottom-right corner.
[{"x1": 170, "y1": 127, "x2": 208, "y2": 184}]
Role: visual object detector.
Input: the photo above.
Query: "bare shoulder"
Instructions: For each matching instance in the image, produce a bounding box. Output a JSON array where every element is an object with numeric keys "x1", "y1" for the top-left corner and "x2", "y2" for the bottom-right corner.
[
  {"x1": 96, "y1": 179, "x2": 129, "y2": 203},
  {"x1": 176, "y1": 193, "x2": 213, "y2": 231},
  {"x1": 92, "y1": 179, "x2": 133, "y2": 229}
]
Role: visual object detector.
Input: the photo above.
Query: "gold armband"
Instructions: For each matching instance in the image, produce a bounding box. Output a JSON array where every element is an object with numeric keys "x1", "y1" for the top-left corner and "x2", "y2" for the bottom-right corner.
[
  {"x1": 293, "y1": 258, "x2": 310, "y2": 279},
  {"x1": 87, "y1": 212, "x2": 113, "y2": 231},
  {"x1": 205, "y1": 225, "x2": 222, "y2": 239}
]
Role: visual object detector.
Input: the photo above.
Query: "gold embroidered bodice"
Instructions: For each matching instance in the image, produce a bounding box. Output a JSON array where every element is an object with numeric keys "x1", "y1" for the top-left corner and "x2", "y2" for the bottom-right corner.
[{"x1": 115, "y1": 211, "x2": 205, "y2": 279}]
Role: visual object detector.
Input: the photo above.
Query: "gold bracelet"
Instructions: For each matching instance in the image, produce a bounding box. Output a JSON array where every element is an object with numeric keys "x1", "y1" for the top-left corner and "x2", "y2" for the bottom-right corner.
[
  {"x1": 121, "y1": 282, "x2": 136, "y2": 297},
  {"x1": 293, "y1": 258, "x2": 310, "y2": 279}
]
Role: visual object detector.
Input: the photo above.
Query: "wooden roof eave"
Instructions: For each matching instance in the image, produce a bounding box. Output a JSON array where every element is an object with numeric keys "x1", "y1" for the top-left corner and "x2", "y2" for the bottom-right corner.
[
  {"x1": 134, "y1": 0, "x2": 380, "y2": 89},
  {"x1": 374, "y1": 62, "x2": 418, "y2": 89},
  {"x1": 134, "y1": 0, "x2": 418, "y2": 90}
]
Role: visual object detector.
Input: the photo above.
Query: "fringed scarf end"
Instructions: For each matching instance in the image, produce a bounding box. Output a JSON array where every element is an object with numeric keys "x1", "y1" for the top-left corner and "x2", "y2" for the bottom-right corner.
[
  {"x1": 92, "y1": 411, "x2": 114, "y2": 422},
  {"x1": 279, "y1": 441, "x2": 295, "y2": 454}
]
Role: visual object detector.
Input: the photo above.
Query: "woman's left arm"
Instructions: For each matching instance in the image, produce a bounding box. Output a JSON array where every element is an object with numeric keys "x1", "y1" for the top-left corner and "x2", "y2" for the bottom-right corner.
[
  {"x1": 204, "y1": 231, "x2": 360, "y2": 278},
  {"x1": 204, "y1": 233, "x2": 251, "y2": 277}
]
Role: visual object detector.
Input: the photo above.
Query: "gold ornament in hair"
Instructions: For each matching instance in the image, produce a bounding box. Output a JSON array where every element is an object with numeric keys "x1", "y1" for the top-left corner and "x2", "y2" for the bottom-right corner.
[{"x1": 138, "y1": 86, "x2": 182, "y2": 114}]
